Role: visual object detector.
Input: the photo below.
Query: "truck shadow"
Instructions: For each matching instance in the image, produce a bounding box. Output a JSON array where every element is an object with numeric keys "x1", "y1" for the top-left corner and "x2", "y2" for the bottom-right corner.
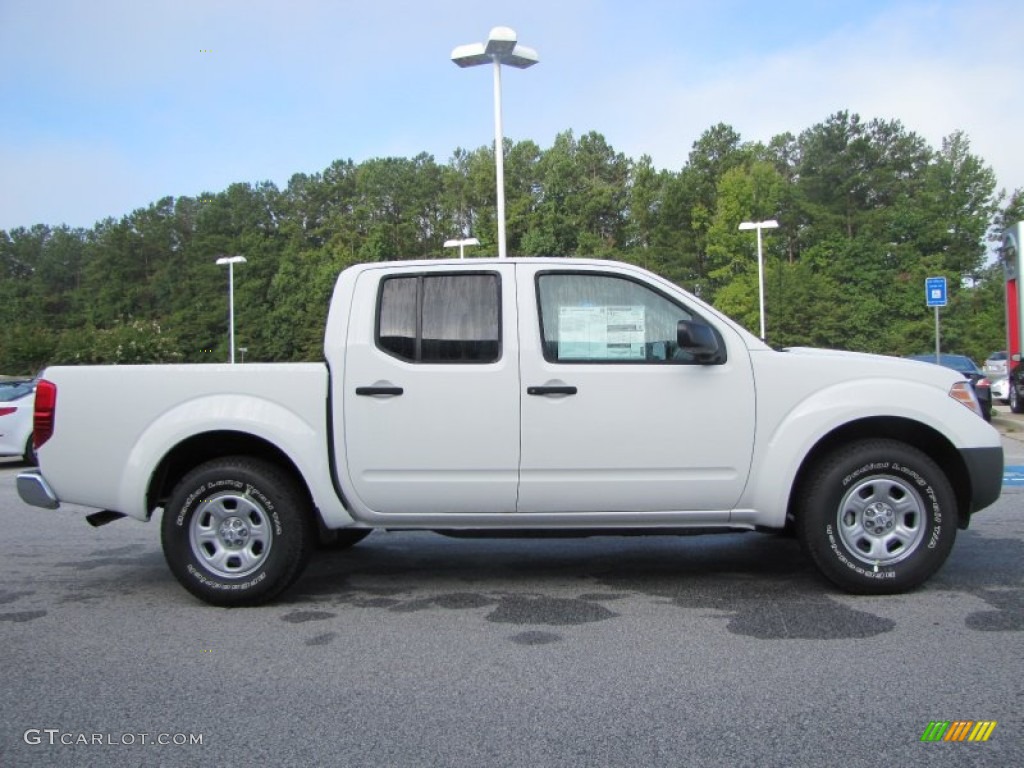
[
  {"x1": 286, "y1": 528, "x2": 1024, "y2": 641},
  {"x1": 297, "y1": 530, "x2": 815, "y2": 596},
  {"x1": 288, "y1": 532, "x2": 878, "y2": 640}
]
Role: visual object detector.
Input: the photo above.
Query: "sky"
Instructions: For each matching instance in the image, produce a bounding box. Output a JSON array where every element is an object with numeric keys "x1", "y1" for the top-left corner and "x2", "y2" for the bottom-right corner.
[{"x1": 1, "y1": 0, "x2": 1022, "y2": 232}]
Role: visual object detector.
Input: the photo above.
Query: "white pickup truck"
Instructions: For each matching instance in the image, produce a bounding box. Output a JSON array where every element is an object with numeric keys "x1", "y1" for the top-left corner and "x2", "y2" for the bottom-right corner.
[{"x1": 18, "y1": 258, "x2": 1003, "y2": 605}]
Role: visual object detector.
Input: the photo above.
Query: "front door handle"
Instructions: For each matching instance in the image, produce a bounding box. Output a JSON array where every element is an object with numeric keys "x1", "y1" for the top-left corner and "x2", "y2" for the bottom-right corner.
[
  {"x1": 527, "y1": 385, "x2": 578, "y2": 396},
  {"x1": 356, "y1": 386, "x2": 404, "y2": 397}
]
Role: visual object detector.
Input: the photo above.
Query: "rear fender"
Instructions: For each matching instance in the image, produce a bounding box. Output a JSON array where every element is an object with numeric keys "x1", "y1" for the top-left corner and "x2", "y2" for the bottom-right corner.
[{"x1": 117, "y1": 394, "x2": 353, "y2": 526}]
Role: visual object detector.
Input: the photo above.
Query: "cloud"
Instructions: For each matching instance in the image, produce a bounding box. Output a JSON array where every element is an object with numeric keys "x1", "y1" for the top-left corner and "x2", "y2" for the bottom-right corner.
[
  {"x1": 2, "y1": 0, "x2": 1021, "y2": 232},
  {"x1": 582, "y1": 1, "x2": 1024, "y2": 195}
]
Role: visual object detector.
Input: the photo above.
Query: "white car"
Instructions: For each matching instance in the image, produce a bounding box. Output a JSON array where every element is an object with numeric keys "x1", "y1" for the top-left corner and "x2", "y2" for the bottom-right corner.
[
  {"x1": 992, "y1": 376, "x2": 1010, "y2": 404},
  {"x1": 984, "y1": 351, "x2": 1008, "y2": 377},
  {"x1": 0, "y1": 380, "x2": 36, "y2": 464}
]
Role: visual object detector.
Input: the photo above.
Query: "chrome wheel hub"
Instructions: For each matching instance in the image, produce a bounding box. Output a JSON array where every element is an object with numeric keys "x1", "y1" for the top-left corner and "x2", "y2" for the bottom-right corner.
[
  {"x1": 218, "y1": 517, "x2": 251, "y2": 548},
  {"x1": 189, "y1": 491, "x2": 273, "y2": 578},
  {"x1": 837, "y1": 475, "x2": 926, "y2": 566},
  {"x1": 862, "y1": 502, "x2": 896, "y2": 535}
]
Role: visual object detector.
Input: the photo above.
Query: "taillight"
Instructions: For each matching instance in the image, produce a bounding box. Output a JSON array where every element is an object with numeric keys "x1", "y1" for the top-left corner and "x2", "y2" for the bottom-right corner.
[
  {"x1": 0, "y1": 407, "x2": 16, "y2": 417},
  {"x1": 33, "y1": 379, "x2": 57, "y2": 449}
]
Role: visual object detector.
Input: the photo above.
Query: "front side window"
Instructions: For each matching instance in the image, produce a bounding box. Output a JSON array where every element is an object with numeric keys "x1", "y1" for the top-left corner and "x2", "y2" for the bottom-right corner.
[
  {"x1": 537, "y1": 273, "x2": 703, "y2": 363},
  {"x1": 378, "y1": 273, "x2": 500, "y2": 363}
]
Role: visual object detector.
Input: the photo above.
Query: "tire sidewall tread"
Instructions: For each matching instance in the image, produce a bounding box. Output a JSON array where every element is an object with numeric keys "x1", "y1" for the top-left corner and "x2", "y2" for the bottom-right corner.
[
  {"x1": 23, "y1": 435, "x2": 37, "y2": 466},
  {"x1": 161, "y1": 456, "x2": 311, "y2": 606},
  {"x1": 797, "y1": 439, "x2": 957, "y2": 594}
]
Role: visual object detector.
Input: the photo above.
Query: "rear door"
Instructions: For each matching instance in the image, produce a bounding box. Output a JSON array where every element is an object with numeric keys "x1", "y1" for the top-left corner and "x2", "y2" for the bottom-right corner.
[
  {"x1": 341, "y1": 264, "x2": 520, "y2": 514},
  {"x1": 517, "y1": 264, "x2": 756, "y2": 514}
]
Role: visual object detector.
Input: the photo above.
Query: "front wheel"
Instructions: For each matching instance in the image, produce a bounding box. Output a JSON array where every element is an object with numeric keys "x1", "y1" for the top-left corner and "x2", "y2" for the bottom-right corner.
[
  {"x1": 161, "y1": 457, "x2": 313, "y2": 606},
  {"x1": 796, "y1": 439, "x2": 957, "y2": 594},
  {"x1": 1011, "y1": 382, "x2": 1024, "y2": 414}
]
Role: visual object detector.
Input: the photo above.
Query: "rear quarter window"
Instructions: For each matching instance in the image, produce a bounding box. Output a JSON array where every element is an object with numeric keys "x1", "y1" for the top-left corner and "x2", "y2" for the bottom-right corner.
[{"x1": 377, "y1": 273, "x2": 500, "y2": 364}]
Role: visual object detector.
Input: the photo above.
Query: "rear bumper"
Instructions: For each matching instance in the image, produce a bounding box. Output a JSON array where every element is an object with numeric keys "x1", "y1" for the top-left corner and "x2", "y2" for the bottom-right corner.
[
  {"x1": 16, "y1": 470, "x2": 60, "y2": 510},
  {"x1": 960, "y1": 446, "x2": 1003, "y2": 515}
]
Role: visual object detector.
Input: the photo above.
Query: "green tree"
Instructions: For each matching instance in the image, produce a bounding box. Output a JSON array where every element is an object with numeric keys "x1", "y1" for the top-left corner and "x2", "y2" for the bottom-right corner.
[
  {"x1": 705, "y1": 161, "x2": 784, "y2": 303},
  {"x1": 0, "y1": 116, "x2": 1011, "y2": 370}
]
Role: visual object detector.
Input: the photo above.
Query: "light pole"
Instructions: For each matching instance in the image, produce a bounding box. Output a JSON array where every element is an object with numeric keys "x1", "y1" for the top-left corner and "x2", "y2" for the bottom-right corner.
[
  {"x1": 738, "y1": 220, "x2": 779, "y2": 341},
  {"x1": 451, "y1": 26, "x2": 538, "y2": 259},
  {"x1": 215, "y1": 255, "x2": 247, "y2": 364},
  {"x1": 443, "y1": 237, "x2": 481, "y2": 259}
]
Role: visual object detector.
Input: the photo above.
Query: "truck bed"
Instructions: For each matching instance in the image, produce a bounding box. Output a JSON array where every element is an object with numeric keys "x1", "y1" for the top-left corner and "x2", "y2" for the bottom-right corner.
[{"x1": 37, "y1": 363, "x2": 330, "y2": 519}]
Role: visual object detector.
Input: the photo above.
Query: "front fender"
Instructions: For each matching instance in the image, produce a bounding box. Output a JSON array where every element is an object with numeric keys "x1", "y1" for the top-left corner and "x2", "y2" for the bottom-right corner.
[{"x1": 737, "y1": 377, "x2": 1001, "y2": 527}]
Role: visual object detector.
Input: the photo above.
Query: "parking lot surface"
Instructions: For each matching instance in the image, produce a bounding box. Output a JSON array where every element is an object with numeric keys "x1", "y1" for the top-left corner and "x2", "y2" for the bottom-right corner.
[{"x1": 2, "y1": 427, "x2": 1022, "y2": 767}]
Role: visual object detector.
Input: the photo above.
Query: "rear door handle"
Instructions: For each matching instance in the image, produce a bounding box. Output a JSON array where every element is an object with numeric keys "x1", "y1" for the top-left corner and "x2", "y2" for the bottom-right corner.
[
  {"x1": 356, "y1": 386, "x2": 404, "y2": 397},
  {"x1": 527, "y1": 385, "x2": 578, "y2": 396}
]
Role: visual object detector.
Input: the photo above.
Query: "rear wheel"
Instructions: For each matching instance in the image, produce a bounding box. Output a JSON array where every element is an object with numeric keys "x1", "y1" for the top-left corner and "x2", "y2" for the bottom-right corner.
[
  {"x1": 22, "y1": 435, "x2": 36, "y2": 466},
  {"x1": 797, "y1": 439, "x2": 957, "y2": 594},
  {"x1": 161, "y1": 457, "x2": 312, "y2": 606}
]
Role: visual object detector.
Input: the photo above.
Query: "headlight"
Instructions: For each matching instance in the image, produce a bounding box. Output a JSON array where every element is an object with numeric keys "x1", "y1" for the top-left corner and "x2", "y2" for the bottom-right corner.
[{"x1": 948, "y1": 381, "x2": 982, "y2": 418}]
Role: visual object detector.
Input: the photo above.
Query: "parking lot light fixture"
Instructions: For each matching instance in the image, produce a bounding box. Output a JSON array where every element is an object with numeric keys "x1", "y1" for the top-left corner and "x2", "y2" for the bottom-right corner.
[
  {"x1": 738, "y1": 220, "x2": 779, "y2": 341},
  {"x1": 215, "y1": 255, "x2": 247, "y2": 364},
  {"x1": 443, "y1": 237, "x2": 481, "y2": 259},
  {"x1": 451, "y1": 27, "x2": 538, "y2": 259}
]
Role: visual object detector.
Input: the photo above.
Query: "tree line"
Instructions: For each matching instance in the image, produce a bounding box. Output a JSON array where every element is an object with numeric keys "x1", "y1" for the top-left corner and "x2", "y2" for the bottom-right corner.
[{"x1": 2, "y1": 110, "x2": 1022, "y2": 374}]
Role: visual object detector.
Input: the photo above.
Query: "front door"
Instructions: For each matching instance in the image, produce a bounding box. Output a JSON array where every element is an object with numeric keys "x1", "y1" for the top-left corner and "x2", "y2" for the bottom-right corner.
[{"x1": 517, "y1": 265, "x2": 756, "y2": 514}]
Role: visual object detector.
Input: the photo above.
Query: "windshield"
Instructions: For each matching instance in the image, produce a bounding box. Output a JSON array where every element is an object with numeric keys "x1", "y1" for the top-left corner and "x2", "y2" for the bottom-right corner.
[{"x1": 0, "y1": 382, "x2": 35, "y2": 402}]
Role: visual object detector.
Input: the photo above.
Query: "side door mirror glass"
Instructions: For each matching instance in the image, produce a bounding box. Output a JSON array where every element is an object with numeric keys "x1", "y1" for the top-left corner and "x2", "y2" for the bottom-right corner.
[{"x1": 677, "y1": 320, "x2": 724, "y2": 364}]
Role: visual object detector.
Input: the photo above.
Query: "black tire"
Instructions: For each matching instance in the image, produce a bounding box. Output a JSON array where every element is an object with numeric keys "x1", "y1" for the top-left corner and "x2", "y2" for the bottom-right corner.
[
  {"x1": 796, "y1": 439, "x2": 957, "y2": 594},
  {"x1": 161, "y1": 457, "x2": 313, "y2": 606},
  {"x1": 23, "y1": 435, "x2": 37, "y2": 466},
  {"x1": 318, "y1": 528, "x2": 372, "y2": 550},
  {"x1": 1011, "y1": 382, "x2": 1024, "y2": 414}
]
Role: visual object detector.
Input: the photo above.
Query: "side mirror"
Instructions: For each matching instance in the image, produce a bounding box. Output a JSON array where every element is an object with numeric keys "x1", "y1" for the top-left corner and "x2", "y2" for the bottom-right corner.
[{"x1": 677, "y1": 320, "x2": 724, "y2": 364}]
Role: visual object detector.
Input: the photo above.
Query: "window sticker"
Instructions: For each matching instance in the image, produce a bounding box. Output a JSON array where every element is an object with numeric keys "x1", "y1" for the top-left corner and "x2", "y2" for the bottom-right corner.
[{"x1": 558, "y1": 306, "x2": 645, "y2": 360}]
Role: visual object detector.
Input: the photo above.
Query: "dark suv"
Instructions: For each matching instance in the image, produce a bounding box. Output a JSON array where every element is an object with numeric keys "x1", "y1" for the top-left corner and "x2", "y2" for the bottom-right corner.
[
  {"x1": 904, "y1": 354, "x2": 992, "y2": 422},
  {"x1": 1007, "y1": 360, "x2": 1024, "y2": 414}
]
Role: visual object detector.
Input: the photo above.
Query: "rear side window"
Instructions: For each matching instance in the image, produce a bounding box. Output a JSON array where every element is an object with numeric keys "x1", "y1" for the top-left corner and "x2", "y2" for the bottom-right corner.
[{"x1": 377, "y1": 273, "x2": 500, "y2": 363}]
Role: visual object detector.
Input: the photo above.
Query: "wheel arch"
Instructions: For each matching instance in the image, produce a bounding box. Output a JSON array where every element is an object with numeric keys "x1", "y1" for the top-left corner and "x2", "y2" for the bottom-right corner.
[
  {"x1": 787, "y1": 417, "x2": 972, "y2": 530},
  {"x1": 147, "y1": 431, "x2": 316, "y2": 522}
]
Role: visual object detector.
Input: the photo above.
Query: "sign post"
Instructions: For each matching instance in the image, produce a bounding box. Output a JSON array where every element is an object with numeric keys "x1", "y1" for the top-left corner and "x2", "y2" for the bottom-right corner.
[{"x1": 925, "y1": 276, "x2": 947, "y2": 361}]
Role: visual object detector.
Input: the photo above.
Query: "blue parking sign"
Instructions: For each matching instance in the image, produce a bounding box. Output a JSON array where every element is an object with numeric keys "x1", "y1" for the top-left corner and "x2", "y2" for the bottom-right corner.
[{"x1": 925, "y1": 276, "x2": 947, "y2": 307}]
